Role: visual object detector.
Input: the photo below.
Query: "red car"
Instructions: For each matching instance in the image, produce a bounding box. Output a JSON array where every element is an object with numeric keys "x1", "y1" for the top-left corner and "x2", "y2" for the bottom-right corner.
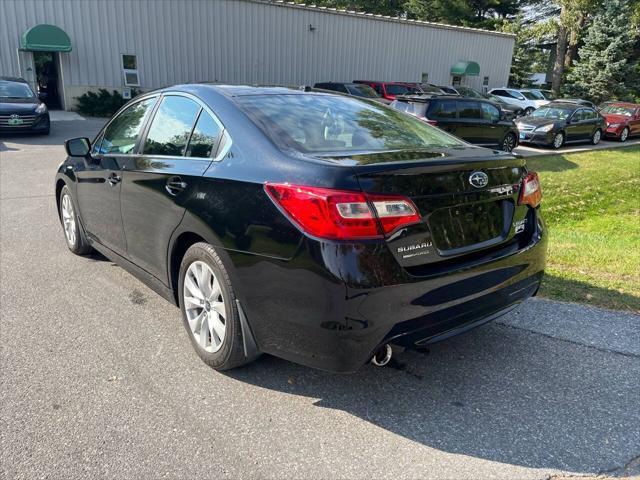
[
  {"x1": 600, "y1": 102, "x2": 640, "y2": 142},
  {"x1": 353, "y1": 80, "x2": 419, "y2": 100}
]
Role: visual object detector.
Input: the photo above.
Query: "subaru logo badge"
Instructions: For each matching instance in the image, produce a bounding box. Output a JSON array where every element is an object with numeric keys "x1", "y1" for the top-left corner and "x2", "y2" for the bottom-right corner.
[{"x1": 469, "y1": 171, "x2": 489, "y2": 188}]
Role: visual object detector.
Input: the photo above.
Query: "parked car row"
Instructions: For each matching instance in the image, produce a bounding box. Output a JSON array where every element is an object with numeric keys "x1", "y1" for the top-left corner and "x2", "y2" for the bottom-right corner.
[{"x1": 315, "y1": 79, "x2": 640, "y2": 151}]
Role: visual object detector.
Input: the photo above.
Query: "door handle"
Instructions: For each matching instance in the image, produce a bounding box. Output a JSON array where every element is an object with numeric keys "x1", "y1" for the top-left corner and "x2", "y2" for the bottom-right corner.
[
  {"x1": 166, "y1": 176, "x2": 187, "y2": 195},
  {"x1": 107, "y1": 173, "x2": 121, "y2": 185}
]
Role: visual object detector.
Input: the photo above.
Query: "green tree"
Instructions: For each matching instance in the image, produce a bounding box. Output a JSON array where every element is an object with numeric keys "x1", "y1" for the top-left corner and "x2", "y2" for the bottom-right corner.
[{"x1": 566, "y1": 0, "x2": 639, "y2": 102}]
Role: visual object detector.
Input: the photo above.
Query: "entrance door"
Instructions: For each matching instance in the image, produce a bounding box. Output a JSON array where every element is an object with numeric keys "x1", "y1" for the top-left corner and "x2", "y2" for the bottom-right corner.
[{"x1": 33, "y1": 52, "x2": 61, "y2": 109}]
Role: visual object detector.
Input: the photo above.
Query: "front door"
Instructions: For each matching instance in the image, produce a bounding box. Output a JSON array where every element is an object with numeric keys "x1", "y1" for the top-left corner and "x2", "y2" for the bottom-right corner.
[
  {"x1": 120, "y1": 94, "x2": 222, "y2": 282},
  {"x1": 33, "y1": 52, "x2": 61, "y2": 109},
  {"x1": 566, "y1": 109, "x2": 587, "y2": 141},
  {"x1": 75, "y1": 96, "x2": 157, "y2": 255}
]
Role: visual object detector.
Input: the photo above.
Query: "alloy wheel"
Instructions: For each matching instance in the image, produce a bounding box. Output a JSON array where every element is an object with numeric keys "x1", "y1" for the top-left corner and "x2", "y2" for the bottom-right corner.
[
  {"x1": 621, "y1": 128, "x2": 629, "y2": 142},
  {"x1": 553, "y1": 133, "x2": 564, "y2": 149},
  {"x1": 183, "y1": 261, "x2": 226, "y2": 353},
  {"x1": 502, "y1": 134, "x2": 516, "y2": 152},
  {"x1": 61, "y1": 194, "x2": 77, "y2": 247},
  {"x1": 592, "y1": 130, "x2": 601, "y2": 144}
]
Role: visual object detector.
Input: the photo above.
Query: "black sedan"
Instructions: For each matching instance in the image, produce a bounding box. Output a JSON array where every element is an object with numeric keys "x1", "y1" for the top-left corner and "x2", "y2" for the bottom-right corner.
[
  {"x1": 56, "y1": 84, "x2": 546, "y2": 373},
  {"x1": 516, "y1": 102, "x2": 605, "y2": 149},
  {"x1": 0, "y1": 76, "x2": 50, "y2": 135}
]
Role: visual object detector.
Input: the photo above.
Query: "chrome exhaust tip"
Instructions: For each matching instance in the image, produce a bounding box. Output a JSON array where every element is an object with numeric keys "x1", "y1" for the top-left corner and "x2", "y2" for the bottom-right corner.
[{"x1": 371, "y1": 344, "x2": 393, "y2": 367}]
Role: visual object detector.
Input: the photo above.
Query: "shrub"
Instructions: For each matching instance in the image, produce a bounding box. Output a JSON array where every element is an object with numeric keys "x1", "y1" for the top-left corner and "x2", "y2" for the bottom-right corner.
[{"x1": 75, "y1": 88, "x2": 141, "y2": 116}]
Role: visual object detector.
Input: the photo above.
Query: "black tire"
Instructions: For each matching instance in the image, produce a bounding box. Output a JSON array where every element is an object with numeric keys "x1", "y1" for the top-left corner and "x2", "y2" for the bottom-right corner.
[
  {"x1": 501, "y1": 132, "x2": 517, "y2": 152},
  {"x1": 591, "y1": 129, "x2": 602, "y2": 145},
  {"x1": 620, "y1": 127, "x2": 629, "y2": 142},
  {"x1": 178, "y1": 242, "x2": 252, "y2": 370},
  {"x1": 551, "y1": 132, "x2": 564, "y2": 149},
  {"x1": 58, "y1": 185, "x2": 93, "y2": 255},
  {"x1": 524, "y1": 107, "x2": 535, "y2": 115}
]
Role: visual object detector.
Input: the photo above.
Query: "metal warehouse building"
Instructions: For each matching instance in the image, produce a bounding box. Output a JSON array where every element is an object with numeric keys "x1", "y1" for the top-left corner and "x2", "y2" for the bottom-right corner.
[{"x1": 0, "y1": 0, "x2": 515, "y2": 110}]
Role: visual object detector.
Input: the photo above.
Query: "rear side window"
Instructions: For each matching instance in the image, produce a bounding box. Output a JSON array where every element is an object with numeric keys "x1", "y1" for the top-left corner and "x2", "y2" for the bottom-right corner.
[
  {"x1": 100, "y1": 97, "x2": 157, "y2": 154},
  {"x1": 481, "y1": 103, "x2": 500, "y2": 121},
  {"x1": 185, "y1": 111, "x2": 221, "y2": 158},
  {"x1": 429, "y1": 100, "x2": 457, "y2": 119},
  {"x1": 458, "y1": 101, "x2": 482, "y2": 119},
  {"x1": 143, "y1": 96, "x2": 201, "y2": 156},
  {"x1": 491, "y1": 89, "x2": 506, "y2": 96}
]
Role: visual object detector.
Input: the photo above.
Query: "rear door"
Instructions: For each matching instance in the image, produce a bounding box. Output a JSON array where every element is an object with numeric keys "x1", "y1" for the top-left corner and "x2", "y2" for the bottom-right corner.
[
  {"x1": 75, "y1": 97, "x2": 157, "y2": 255},
  {"x1": 427, "y1": 99, "x2": 459, "y2": 137},
  {"x1": 120, "y1": 94, "x2": 223, "y2": 281},
  {"x1": 479, "y1": 101, "x2": 507, "y2": 147},
  {"x1": 455, "y1": 100, "x2": 485, "y2": 144}
]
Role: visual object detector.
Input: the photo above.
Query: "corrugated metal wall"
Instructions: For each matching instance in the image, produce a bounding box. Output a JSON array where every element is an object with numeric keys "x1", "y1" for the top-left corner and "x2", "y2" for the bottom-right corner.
[{"x1": 0, "y1": 0, "x2": 514, "y2": 102}]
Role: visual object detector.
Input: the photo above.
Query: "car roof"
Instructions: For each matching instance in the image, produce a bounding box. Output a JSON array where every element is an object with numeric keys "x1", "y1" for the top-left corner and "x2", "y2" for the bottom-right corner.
[
  {"x1": 0, "y1": 76, "x2": 28, "y2": 83},
  {"x1": 192, "y1": 84, "x2": 314, "y2": 97}
]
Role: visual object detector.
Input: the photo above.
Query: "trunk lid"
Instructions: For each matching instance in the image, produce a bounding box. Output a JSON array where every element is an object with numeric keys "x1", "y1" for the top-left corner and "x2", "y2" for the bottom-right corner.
[{"x1": 321, "y1": 147, "x2": 529, "y2": 268}]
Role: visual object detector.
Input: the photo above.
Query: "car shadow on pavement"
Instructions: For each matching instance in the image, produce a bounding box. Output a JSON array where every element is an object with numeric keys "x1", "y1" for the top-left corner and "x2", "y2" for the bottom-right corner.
[{"x1": 227, "y1": 321, "x2": 640, "y2": 476}]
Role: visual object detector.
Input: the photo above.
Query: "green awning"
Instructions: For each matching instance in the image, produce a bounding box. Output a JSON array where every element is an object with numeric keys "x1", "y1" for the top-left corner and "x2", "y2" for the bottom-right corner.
[
  {"x1": 450, "y1": 61, "x2": 480, "y2": 76},
  {"x1": 20, "y1": 24, "x2": 71, "y2": 52}
]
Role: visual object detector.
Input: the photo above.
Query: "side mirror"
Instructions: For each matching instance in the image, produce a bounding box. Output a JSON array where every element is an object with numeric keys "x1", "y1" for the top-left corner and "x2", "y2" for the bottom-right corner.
[
  {"x1": 38, "y1": 92, "x2": 48, "y2": 101},
  {"x1": 65, "y1": 137, "x2": 91, "y2": 157}
]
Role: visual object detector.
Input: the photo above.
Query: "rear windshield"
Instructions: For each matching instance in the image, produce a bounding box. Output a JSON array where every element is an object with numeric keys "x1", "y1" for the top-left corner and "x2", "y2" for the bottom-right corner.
[
  {"x1": 0, "y1": 80, "x2": 35, "y2": 99},
  {"x1": 391, "y1": 100, "x2": 428, "y2": 118},
  {"x1": 346, "y1": 84, "x2": 379, "y2": 98},
  {"x1": 235, "y1": 93, "x2": 463, "y2": 154},
  {"x1": 385, "y1": 84, "x2": 413, "y2": 95}
]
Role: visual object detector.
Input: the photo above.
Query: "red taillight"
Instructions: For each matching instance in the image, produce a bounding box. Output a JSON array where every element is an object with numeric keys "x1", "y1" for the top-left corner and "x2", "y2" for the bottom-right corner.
[
  {"x1": 518, "y1": 172, "x2": 542, "y2": 208},
  {"x1": 264, "y1": 183, "x2": 421, "y2": 240}
]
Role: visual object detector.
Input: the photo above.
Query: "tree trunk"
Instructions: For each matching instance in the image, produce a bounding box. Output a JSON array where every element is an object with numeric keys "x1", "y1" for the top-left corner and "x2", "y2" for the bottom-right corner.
[
  {"x1": 565, "y1": 14, "x2": 586, "y2": 68},
  {"x1": 552, "y1": 23, "x2": 568, "y2": 95}
]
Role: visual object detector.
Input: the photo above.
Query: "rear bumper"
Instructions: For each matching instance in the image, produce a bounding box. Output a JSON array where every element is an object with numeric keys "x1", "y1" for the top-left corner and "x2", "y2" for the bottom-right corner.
[{"x1": 235, "y1": 210, "x2": 547, "y2": 373}]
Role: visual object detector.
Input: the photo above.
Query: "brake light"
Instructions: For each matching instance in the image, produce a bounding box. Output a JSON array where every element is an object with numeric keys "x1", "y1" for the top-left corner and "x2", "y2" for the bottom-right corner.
[
  {"x1": 264, "y1": 183, "x2": 421, "y2": 240},
  {"x1": 518, "y1": 172, "x2": 542, "y2": 207}
]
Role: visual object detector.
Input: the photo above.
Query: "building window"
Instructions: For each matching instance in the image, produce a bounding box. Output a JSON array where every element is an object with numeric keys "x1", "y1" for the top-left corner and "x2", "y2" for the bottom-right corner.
[
  {"x1": 451, "y1": 75, "x2": 462, "y2": 86},
  {"x1": 421, "y1": 72, "x2": 429, "y2": 83},
  {"x1": 121, "y1": 54, "x2": 140, "y2": 86},
  {"x1": 483, "y1": 76, "x2": 489, "y2": 86}
]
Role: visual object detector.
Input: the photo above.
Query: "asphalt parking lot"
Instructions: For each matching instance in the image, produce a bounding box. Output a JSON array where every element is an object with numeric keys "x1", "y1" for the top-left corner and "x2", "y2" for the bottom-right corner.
[{"x1": 1, "y1": 118, "x2": 639, "y2": 480}]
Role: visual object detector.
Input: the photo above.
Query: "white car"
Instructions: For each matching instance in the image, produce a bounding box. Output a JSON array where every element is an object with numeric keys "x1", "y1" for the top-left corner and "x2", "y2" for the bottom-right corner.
[{"x1": 487, "y1": 88, "x2": 549, "y2": 114}]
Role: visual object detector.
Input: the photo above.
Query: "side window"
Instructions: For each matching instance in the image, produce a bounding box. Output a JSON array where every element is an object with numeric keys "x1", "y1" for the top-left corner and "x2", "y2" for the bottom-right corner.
[
  {"x1": 458, "y1": 101, "x2": 482, "y2": 119},
  {"x1": 101, "y1": 97, "x2": 156, "y2": 154},
  {"x1": 185, "y1": 111, "x2": 222, "y2": 158},
  {"x1": 143, "y1": 96, "x2": 201, "y2": 156},
  {"x1": 572, "y1": 109, "x2": 585, "y2": 122},
  {"x1": 583, "y1": 109, "x2": 596, "y2": 120},
  {"x1": 492, "y1": 89, "x2": 506, "y2": 97},
  {"x1": 373, "y1": 84, "x2": 383, "y2": 95},
  {"x1": 430, "y1": 100, "x2": 457, "y2": 119},
  {"x1": 481, "y1": 102, "x2": 500, "y2": 122}
]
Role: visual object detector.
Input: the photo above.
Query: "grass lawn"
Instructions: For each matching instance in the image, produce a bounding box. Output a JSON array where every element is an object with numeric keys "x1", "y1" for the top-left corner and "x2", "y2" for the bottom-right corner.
[{"x1": 526, "y1": 145, "x2": 640, "y2": 313}]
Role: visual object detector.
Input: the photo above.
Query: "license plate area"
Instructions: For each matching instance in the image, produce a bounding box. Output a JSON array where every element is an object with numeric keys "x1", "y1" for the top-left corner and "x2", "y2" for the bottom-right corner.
[
  {"x1": 8, "y1": 118, "x2": 24, "y2": 125},
  {"x1": 428, "y1": 201, "x2": 512, "y2": 252}
]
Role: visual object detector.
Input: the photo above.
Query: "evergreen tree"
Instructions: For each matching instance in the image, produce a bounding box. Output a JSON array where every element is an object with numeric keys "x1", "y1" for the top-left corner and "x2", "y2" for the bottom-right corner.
[{"x1": 566, "y1": 0, "x2": 638, "y2": 102}]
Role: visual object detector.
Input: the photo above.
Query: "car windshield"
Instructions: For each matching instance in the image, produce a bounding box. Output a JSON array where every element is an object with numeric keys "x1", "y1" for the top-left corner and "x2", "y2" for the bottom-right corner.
[
  {"x1": 457, "y1": 87, "x2": 483, "y2": 98},
  {"x1": 601, "y1": 105, "x2": 636, "y2": 116},
  {"x1": 385, "y1": 84, "x2": 412, "y2": 95},
  {"x1": 346, "y1": 84, "x2": 380, "y2": 98},
  {"x1": 236, "y1": 93, "x2": 463, "y2": 154},
  {"x1": 0, "y1": 80, "x2": 35, "y2": 99},
  {"x1": 521, "y1": 91, "x2": 538, "y2": 100},
  {"x1": 525, "y1": 90, "x2": 546, "y2": 100},
  {"x1": 530, "y1": 106, "x2": 573, "y2": 120}
]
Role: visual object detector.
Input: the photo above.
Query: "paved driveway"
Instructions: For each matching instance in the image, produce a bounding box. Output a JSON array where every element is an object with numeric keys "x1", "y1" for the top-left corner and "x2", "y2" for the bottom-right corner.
[{"x1": 1, "y1": 119, "x2": 639, "y2": 480}]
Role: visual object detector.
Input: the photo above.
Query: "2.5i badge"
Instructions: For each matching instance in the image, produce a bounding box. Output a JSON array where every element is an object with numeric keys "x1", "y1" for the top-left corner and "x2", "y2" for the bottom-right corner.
[{"x1": 513, "y1": 218, "x2": 527, "y2": 234}]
